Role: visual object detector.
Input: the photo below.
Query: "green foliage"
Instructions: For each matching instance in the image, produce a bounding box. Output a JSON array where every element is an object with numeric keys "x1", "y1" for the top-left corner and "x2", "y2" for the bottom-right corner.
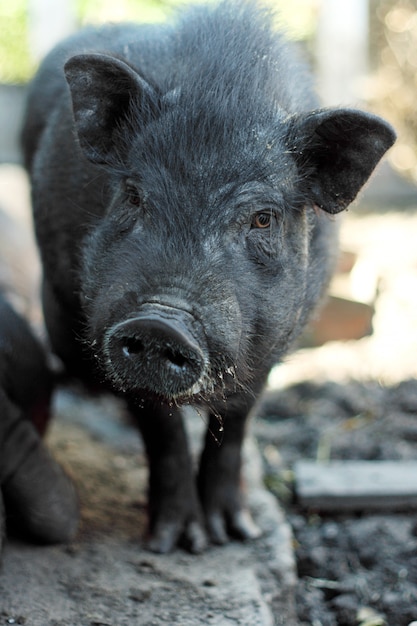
[
  {"x1": 0, "y1": 0, "x2": 35, "y2": 83},
  {"x1": 76, "y1": 0, "x2": 187, "y2": 26},
  {"x1": 0, "y1": 0, "x2": 193, "y2": 84},
  {"x1": 0, "y1": 0, "x2": 316, "y2": 85}
]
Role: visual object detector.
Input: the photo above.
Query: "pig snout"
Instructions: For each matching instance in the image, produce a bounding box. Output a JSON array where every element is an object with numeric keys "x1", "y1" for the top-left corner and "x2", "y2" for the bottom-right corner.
[{"x1": 104, "y1": 304, "x2": 208, "y2": 398}]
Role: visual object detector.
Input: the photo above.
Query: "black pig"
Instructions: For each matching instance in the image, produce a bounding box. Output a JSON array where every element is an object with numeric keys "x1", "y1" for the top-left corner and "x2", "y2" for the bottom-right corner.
[
  {"x1": 0, "y1": 292, "x2": 78, "y2": 555},
  {"x1": 21, "y1": 1, "x2": 395, "y2": 552}
]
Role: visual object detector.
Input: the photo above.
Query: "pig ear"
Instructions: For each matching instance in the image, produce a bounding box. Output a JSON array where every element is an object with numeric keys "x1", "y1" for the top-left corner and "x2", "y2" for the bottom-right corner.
[
  {"x1": 289, "y1": 109, "x2": 396, "y2": 214},
  {"x1": 64, "y1": 53, "x2": 160, "y2": 165}
]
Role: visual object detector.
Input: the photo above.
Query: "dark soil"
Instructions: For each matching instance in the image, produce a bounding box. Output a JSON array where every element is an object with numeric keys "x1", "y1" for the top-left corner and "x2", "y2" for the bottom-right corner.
[{"x1": 256, "y1": 378, "x2": 417, "y2": 626}]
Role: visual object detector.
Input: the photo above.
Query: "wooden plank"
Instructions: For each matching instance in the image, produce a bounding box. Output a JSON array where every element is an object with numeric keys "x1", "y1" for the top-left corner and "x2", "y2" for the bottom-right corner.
[{"x1": 294, "y1": 460, "x2": 417, "y2": 511}]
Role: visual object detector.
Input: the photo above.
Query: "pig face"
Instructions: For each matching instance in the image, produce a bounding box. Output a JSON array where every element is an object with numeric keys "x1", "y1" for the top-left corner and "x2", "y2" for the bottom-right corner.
[
  {"x1": 63, "y1": 53, "x2": 395, "y2": 405},
  {"x1": 80, "y1": 168, "x2": 312, "y2": 403}
]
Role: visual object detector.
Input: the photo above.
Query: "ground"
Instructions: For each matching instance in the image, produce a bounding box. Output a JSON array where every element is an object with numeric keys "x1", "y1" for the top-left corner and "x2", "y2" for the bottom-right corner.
[
  {"x1": 1, "y1": 164, "x2": 417, "y2": 625},
  {"x1": 257, "y1": 379, "x2": 417, "y2": 626},
  {"x1": 0, "y1": 385, "x2": 298, "y2": 626}
]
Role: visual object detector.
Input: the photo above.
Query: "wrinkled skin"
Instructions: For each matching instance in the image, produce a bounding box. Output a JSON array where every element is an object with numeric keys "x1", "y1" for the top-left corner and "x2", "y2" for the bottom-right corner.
[
  {"x1": 0, "y1": 293, "x2": 78, "y2": 556},
  {"x1": 21, "y1": 1, "x2": 395, "y2": 552}
]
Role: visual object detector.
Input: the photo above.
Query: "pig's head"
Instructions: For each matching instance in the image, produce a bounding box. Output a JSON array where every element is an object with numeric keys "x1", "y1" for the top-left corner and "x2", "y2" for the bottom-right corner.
[{"x1": 64, "y1": 53, "x2": 395, "y2": 404}]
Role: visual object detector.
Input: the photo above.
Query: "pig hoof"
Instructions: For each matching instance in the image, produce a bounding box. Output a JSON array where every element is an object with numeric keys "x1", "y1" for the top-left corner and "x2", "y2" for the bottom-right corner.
[
  {"x1": 228, "y1": 509, "x2": 262, "y2": 541},
  {"x1": 181, "y1": 520, "x2": 208, "y2": 554},
  {"x1": 205, "y1": 512, "x2": 228, "y2": 545},
  {"x1": 206, "y1": 508, "x2": 261, "y2": 545},
  {"x1": 147, "y1": 519, "x2": 207, "y2": 554},
  {"x1": 147, "y1": 519, "x2": 182, "y2": 554}
]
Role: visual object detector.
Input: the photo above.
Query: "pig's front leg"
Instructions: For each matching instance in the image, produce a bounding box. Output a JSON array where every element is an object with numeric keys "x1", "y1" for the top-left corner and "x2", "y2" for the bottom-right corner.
[
  {"x1": 198, "y1": 398, "x2": 261, "y2": 545},
  {"x1": 132, "y1": 400, "x2": 207, "y2": 554}
]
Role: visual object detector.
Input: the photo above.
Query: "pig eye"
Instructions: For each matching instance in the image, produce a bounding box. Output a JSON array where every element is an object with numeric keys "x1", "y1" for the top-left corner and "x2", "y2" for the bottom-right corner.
[
  {"x1": 251, "y1": 211, "x2": 272, "y2": 229},
  {"x1": 125, "y1": 181, "x2": 143, "y2": 207}
]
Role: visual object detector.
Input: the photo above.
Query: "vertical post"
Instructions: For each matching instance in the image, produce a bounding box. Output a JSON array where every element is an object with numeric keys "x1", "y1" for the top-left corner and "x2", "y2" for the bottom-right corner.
[
  {"x1": 316, "y1": 0, "x2": 369, "y2": 106},
  {"x1": 27, "y1": 0, "x2": 77, "y2": 62}
]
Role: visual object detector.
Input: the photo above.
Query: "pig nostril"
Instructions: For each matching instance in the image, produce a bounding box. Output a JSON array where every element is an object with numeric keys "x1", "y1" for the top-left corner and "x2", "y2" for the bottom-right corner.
[
  {"x1": 121, "y1": 338, "x2": 189, "y2": 371},
  {"x1": 122, "y1": 336, "x2": 144, "y2": 357},
  {"x1": 163, "y1": 347, "x2": 187, "y2": 369}
]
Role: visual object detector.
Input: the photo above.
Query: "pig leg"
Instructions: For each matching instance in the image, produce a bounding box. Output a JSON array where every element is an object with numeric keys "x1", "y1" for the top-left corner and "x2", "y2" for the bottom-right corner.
[
  {"x1": 132, "y1": 400, "x2": 207, "y2": 554},
  {"x1": 0, "y1": 388, "x2": 79, "y2": 550},
  {"x1": 198, "y1": 400, "x2": 261, "y2": 545}
]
